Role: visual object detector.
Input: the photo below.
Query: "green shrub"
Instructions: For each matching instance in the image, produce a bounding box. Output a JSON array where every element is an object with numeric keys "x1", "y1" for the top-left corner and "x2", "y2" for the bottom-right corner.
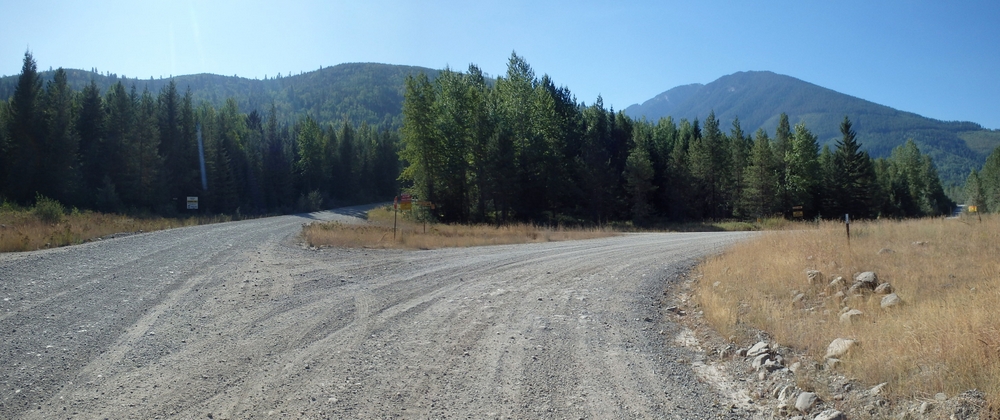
[{"x1": 33, "y1": 194, "x2": 65, "y2": 224}]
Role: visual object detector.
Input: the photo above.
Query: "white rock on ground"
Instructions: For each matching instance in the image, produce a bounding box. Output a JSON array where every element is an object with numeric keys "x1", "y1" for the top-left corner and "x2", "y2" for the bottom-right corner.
[
  {"x1": 855, "y1": 271, "x2": 878, "y2": 285},
  {"x1": 747, "y1": 341, "x2": 769, "y2": 357},
  {"x1": 874, "y1": 282, "x2": 894, "y2": 294},
  {"x1": 839, "y1": 309, "x2": 864, "y2": 325},
  {"x1": 828, "y1": 276, "x2": 846, "y2": 289},
  {"x1": 814, "y1": 409, "x2": 846, "y2": 420},
  {"x1": 825, "y1": 338, "x2": 856, "y2": 359},
  {"x1": 881, "y1": 293, "x2": 902, "y2": 309},
  {"x1": 795, "y1": 391, "x2": 818, "y2": 413}
]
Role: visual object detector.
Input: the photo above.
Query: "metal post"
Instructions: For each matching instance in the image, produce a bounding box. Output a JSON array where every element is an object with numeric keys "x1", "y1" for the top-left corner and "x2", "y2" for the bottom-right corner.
[
  {"x1": 393, "y1": 197, "x2": 398, "y2": 241},
  {"x1": 845, "y1": 214, "x2": 850, "y2": 244}
]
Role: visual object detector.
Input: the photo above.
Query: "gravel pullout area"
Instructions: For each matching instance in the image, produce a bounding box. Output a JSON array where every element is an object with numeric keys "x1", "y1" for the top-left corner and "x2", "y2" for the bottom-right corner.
[{"x1": 1, "y1": 205, "x2": 756, "y2": 419}]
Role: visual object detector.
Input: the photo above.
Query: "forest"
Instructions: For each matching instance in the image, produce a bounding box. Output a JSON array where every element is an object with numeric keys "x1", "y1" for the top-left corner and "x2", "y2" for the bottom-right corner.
[
  {"x1": 4, "y1": 51, "x2": 996, "y2": 225},
  {"x1": 399, "y1": 54, "x2": 959, "y2": 225},
  {"x1": 0, "y1": 52, "x2": 400, "y2": 215}
]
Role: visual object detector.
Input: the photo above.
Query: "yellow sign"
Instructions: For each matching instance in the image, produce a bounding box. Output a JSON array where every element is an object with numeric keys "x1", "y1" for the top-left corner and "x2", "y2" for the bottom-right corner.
[
  {"x1": 792, "y1": 211, "x2": 804, "y2": 218},
  {"x1": 969, "y1": 205, "x2": 978, "y2": 213}
]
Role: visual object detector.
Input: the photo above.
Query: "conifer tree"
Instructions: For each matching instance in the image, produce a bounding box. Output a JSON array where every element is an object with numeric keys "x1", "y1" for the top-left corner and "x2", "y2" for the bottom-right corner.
[
  {"x1": 77, "y1": 80, "x2": 105, "y2": 202},
  {"x1": 624, "y1": 143, "x2": 656, "y2": 224},
  {"x1": 831, "y1": 116, "x2": 876, "y2": 218},
  {"x1": 740, "y1": 128, "x2": 778, "y2": 218},
  {"x1": 965, "y1": 170, "x2": 987, "y2": 213},
  {"x1": 981, "y1": 146, "x2": 1000, "y2": 213},
  {"x1": 785, "y1": 122, "x2": 820, "y2": 217},
  {"x1": 40, "y1": 68, "x2": 79, "y2": 203},
  {"x1": 4, "y1": 51, "x2": 44, "y2": 203}
]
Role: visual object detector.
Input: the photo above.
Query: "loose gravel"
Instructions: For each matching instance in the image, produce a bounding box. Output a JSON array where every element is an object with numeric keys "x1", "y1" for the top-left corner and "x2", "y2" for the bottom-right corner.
[{"x1": 1, "y1": 205, "x2": 756, "y2": 419}]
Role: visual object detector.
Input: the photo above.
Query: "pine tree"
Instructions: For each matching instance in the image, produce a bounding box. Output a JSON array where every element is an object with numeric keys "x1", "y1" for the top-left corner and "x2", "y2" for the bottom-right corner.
[
  {"x1": 40, "y1": 68, "x2": 79, "y2": 204},
  {"x1": 728, "y1": 117, "x2": 751, "y2": 216},
  {"x1": 981, "y1": 146, "x2": 1000, "y2": 213},
  {"x1": 785, "y1": 122, "x2": 820, "y2": 217},
  {"x1": 831, "y1": 116, "x2": 876, "y2": 218},
  {"x1": 623, "y1": 143, "x2": 656, "y2": 224},
  {"x1": 133, "y1": 88, "x2": 162, "y2": 209},
  {"x1": 966, "y1": 170, "x2": 987, "y2": 213},
  {"x1": 399, "y1": 73, "x2": 441, "y2": 212},
  {"x1": 4, "y1": 51, "x2": 44, "y2": 203},
  {"x1": 77, "y1": 80, "x2": 105, "y2": 203},
  {"x1": 740, "y1": 128, "x2": 778, "y2": 218},
  {"x1": 157, "y1": 81, "x2": 187, "y2": 210},
  {"x1": 773, "y1": 113, "x2": 793, "y2": 214},
  {"x1": 103, "y1": 82, "x2": 134, "y2": 207}
]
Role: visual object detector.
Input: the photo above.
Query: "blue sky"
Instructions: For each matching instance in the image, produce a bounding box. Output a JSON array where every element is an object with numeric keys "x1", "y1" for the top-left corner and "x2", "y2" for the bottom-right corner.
[{"x1": 2, "y1": 0, "x2": 998, "y2": 128}]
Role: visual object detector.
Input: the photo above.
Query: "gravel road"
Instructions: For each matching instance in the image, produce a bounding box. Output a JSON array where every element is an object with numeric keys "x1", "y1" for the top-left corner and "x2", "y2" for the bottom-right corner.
[{"x1": 1, "y1": 205, "x2": 755, "y2": 419}]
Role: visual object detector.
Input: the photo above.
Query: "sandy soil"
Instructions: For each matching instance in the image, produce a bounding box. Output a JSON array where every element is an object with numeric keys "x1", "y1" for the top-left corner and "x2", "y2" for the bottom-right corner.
[{"x1": 0, "y1": 205, "x2": 756, "y2": 419}]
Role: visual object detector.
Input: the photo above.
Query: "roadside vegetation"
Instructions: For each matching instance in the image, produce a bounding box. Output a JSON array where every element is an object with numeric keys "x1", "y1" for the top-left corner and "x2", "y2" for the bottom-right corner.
[
  {"x1": 302, "y1": 206, "x2": 803, "y2": 250},
  {"x1": 0, "y1": 196, "x2": 236, "y2": 252},
  {"x1": 694, "y1": 214, "x2": 1000, "y2": 406},
  {"x1": 302, "y1": 206, "x2": 619, "y2": 249}
]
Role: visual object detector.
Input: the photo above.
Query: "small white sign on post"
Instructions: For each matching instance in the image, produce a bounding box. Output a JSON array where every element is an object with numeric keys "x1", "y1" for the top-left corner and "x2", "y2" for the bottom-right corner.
[{"x1": 186, "y1": 196, "x2": 199, "y2": 210}]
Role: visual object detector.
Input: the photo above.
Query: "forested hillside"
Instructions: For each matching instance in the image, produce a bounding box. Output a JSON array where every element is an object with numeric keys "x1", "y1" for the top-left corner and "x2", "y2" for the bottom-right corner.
[
  {"x1": 399, "y1": 54, "x2": 954, "y2": 225},
  {"x1": 0, "y1": 53, "x2": 400, "y2": 215},
  {"x1": 625, "y1": 71, "x2": 1000, "y2": 185},
  {"x1": 0, "y1": 62, "x2": 439, "y2": 130},
  {"x1": 3, "y1": 52, "x2": 987, "y2": 224}
]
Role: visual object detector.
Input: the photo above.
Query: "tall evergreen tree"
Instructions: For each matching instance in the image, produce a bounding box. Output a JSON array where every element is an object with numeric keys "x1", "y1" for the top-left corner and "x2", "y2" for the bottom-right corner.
[
  {"x1": 77, "y1": 80, "x2": 105, "y2": 203},
  {"x1": 40, "y1": 68, "x2": 79, "y2": 203},
  {"x1": 623, "y1": 142, "x2": 656, "y2": 224},
  {"x1": 399, "y1": 72, "x2": 441, "y2": 211},
  {"x1": 773, "y1": 113, "x2": 794, "y2": 214},
  {"x1": 965, "y1": 170, "x2": 987, "y2": 213},
  {"x1": 980, "y1": 146, "x2": 1000, "y2": 213},
  {"x1": 831, "y1": 116, "x2": 876, "y2": 218},
  {"x1": 157, "y1": 81, "x2": 186, "y2": 209},
  {"x1": 740, "y1": 128, "x2": 778, "y2": 218},
  {"x1": 4, "y1": 51, "x2": 44, "y2": 203},
  {"x1": 785, "y1": 122, "x2": 820, "y2": 217}
]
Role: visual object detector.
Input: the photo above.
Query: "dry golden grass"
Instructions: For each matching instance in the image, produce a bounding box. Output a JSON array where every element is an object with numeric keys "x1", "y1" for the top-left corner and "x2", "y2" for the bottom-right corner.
[
  {"x1": 0, "y1": 208, "x2": 233, "y2": 252},
  {"x1": 695, "y1": 214, "x2": 1000, "y2": 404},
  {"x1": 302, "y1": 206, "x2": 619, "y2": 249}
]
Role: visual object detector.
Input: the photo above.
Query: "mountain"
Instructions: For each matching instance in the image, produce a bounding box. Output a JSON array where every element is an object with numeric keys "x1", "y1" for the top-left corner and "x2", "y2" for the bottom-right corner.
[
  {"x1": 625, "y1": 71, "x2": 1000, "y2": 185},
  {"x1": 0, "y1": 63, "x2": 440, "y2": 129}
]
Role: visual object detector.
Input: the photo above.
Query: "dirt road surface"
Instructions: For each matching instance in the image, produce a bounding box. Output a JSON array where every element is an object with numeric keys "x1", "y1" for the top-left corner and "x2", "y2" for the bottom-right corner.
[{"x1": 1, "y1": 205, "x2": 755, "y2": 419}]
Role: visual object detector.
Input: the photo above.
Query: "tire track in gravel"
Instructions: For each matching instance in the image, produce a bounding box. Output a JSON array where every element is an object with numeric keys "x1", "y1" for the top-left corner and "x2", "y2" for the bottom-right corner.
[{"x1": 1, "y1": 206, "x2": 755, "y2": 419}]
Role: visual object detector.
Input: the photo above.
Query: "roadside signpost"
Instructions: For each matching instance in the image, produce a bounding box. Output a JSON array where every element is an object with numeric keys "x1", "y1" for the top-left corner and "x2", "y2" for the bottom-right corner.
[
  {"x1": 186, "y1": 196, "x2": 199, "y2": 210},
  {"x1": 792, "y1": 205, "x2": 804, "y2": 218},
  {"x1": 393, "y1": 194, "x2": 436, "y2": 238},
  {"x1": 845, "y1": 213, "x2": 850, "y2": 245},
  {"x1": 969, "y1": 205, "x2": 982, "y2": 222}
]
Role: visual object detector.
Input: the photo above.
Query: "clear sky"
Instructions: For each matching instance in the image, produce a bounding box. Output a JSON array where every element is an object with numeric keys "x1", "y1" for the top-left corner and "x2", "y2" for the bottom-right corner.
[{"x1": 2, "y1": 0, "x2": 998, "y2": 128}]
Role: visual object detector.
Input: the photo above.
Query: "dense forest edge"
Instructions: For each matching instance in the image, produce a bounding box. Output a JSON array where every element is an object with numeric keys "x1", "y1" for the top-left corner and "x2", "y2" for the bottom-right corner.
[
  {"x1": 623, "y1": 71, "x2": 1000, "y2": 187},
  {"x1": 2, "y1": 51, "x2": 999, "y2": 226},
  {"x1": 1, "y1": 52, "x2": 400, "y2": 216}
]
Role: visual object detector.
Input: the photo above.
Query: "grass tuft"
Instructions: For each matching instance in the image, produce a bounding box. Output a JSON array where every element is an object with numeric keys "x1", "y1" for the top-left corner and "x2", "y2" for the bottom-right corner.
[{"x1": 695, "y1": 214, "x2": 1000, "y2": 405}]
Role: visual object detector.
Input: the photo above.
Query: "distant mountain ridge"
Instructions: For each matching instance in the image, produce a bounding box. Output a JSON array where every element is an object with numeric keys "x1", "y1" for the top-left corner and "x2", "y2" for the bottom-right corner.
[
  {"x1": 4, "y1": 65, "x2": 997, "y2": 185},
  {"x1": 0, "y1": 63, "x2": 441, "y2": 129},
  {"x1": 625, "y1": 71, "x2": 1000, "y2": 185}
]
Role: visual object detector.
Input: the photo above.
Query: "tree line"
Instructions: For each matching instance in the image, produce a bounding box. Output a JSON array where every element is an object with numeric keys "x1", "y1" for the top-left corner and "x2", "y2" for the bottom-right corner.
[
  {"x1": 400, "y1": 53, "x2": 955, "y2": 225},
  {"x1": 965, "y1": 145, "x2": 1000, "y2": 213},
  {"x1": 0, "y1": 52, "x2": 400, "y2": 215}
]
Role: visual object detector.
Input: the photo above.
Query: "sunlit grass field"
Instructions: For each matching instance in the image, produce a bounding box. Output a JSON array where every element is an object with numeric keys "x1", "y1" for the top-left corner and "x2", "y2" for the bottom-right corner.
[{"x1": 695, "y1": 214, "x2": 1000, "y2": 405}]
